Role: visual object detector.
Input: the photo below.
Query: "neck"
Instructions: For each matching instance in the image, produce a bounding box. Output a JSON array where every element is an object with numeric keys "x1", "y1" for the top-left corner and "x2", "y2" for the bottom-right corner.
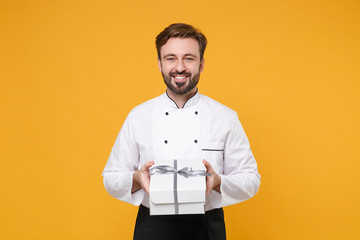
[{"x1": 166, "y1": 88, "x2": 197, "y2": 108}]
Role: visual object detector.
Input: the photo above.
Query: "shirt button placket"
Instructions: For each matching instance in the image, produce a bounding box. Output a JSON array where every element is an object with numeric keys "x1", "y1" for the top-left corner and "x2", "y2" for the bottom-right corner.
[
  {"x1": 195, "y1": 111, "x2": 199, "y2": 144},
  {"x1": 164, "y1": 111, "x2": 169, "y2": 144}
]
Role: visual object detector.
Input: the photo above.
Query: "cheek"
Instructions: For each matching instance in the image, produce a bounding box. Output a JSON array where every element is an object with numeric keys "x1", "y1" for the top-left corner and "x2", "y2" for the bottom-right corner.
[
  {"x1": 188, "y1": 62, "x2": 201, "y2": 70},
  {"x1": 190, "y1": 65, "x2": 201, "y2": 74},
  {"x1": 160, "y1": 63, "x2": 173, "y2": 73},
  {"x1": 162, "y1": 67, "x2": 172, "y2": 75}
]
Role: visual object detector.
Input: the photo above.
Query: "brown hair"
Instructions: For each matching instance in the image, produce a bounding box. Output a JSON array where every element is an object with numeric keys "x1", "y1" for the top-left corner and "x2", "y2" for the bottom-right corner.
[{"x1": 155, "y1": 23, "x2": 207, "y2": 60}]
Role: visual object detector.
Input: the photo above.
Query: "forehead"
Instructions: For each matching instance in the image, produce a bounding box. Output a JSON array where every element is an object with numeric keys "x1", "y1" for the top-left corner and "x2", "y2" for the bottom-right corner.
[{"x1": 160, "y1": 37, "x2": 200, "y2": 58}]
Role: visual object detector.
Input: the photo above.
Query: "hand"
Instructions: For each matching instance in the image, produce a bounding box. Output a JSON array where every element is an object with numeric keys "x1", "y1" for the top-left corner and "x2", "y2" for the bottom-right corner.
[
  {"x1": 203, "y1": 159, "x2": 221, "y2": 197},
  {"x1": 132, "y1": 161, "x2": 154, "y2": 194}
]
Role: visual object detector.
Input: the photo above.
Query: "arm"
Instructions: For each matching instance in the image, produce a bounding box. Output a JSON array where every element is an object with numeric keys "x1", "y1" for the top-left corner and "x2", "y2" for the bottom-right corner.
[
  {"x1": 220, "y1": 113, "x2": 261, "y2": 207},
  {"x1": 102, "y1": 114, "x2": 149, "y2": 205}
]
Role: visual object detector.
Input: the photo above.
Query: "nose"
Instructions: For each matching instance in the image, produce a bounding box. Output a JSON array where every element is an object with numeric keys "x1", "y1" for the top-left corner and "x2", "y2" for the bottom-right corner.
[{"x1": 175, "y1": 60, "x2": 186, "y2": 72}]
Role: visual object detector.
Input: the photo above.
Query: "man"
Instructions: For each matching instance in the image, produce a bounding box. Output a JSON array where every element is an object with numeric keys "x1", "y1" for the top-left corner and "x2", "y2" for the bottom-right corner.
[{"x1": 102, "y1": 23, "x2": 260, "y2": 240}]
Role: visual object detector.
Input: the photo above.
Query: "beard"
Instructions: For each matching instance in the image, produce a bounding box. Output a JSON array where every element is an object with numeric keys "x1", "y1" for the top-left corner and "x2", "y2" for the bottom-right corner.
[{"x1": 162, "y1": 70, "x2": 200, "y2": 95}]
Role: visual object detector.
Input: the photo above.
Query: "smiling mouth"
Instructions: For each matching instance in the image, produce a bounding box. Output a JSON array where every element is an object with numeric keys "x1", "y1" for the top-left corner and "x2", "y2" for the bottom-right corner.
[
  {"x1": 173, "y1": 76, "x2": 189, "y2": 82},
  {"x1": 173, "y1": 76, "x2": 188, "y2": 87}
]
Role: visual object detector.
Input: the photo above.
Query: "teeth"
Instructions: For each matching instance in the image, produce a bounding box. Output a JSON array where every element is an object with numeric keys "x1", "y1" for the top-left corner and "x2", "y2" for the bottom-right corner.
[{"x1": 174, "y1": 76, "x2": 186, "y2": 79}]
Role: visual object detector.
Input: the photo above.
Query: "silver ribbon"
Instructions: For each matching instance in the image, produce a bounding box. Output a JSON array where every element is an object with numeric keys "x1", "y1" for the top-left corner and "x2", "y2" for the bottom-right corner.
[
  {"x1": 150, "y1": 160, "x2": 211, "y2": 215},
  {"x1": 150, "y1": 165, "x2": 211, "y2": 178}
]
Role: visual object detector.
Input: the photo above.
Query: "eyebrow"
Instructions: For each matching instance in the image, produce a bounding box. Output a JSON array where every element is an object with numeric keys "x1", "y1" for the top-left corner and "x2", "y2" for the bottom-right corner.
[
  {"x1": 184, "y1": 54, "x2": 198, "y2": 58},
  {"x1": 163, "y1": 54, "x2": 175, "y2": 59},
  {"x1": 163, "y1": 53, "x2": 198, "y2": 59}
]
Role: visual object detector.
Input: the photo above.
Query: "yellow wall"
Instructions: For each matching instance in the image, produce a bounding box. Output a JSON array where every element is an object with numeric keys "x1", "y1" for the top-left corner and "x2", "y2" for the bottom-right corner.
[{"x1": 1, "y1": 0, "x2": 359, "y2": 239}]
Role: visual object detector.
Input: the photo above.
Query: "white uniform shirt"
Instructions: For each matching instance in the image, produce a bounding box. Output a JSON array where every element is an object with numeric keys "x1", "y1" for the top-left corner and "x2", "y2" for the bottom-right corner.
[{"x1": 102, "y1": 91, "x2": 260, "y2": 211}]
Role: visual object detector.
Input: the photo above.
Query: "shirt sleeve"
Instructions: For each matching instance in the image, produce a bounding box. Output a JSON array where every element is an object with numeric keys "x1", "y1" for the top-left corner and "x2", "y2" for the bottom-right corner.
[
  {"x1": 102, "y1": 113, "x2": 145, "y2": 206},
  {"x1": 220, "y1": 113, "x2": 261, "y2": 207}
]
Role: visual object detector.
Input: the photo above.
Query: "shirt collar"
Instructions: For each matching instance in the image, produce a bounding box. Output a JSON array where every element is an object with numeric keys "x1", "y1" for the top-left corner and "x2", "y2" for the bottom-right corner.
[{"x1": 163, "y1": 89, "x2": 200, "y2": 109}]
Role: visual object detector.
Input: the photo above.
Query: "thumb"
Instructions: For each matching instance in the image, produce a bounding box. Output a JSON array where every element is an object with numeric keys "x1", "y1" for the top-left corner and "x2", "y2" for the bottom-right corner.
[
  {"x1": 142, "y1": 161, "x2": 154, "y2": 171},
  {"x1": 203, "y1": 159, "x2": 214, "y2": 172}
]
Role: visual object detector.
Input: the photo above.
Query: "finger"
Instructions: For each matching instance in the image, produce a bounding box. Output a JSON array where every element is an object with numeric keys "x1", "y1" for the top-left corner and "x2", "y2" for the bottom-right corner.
[
  {"x1": 143, "y1": 183, "x2": 150, "y2": 194},
  {"x1": 139, "y1": 174, "x2": 151, "y2": 193},
  {"x1": 141, "y1": 161, "x2": 154, "y2": 171},
  {"x1": 206, "y1": 177, "x2": 213, "y2": 197},
  {"x1": 202, "y1": 159, "x2": 214, "y2": 173}
]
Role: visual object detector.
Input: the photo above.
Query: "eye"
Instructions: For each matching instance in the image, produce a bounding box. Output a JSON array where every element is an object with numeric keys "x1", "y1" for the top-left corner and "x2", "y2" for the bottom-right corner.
[
  {"x1": 165, "y1": 57, "x2": 175, "y2": 61},
  {"x1": 185, "y1": 57, "x2": 195, "y2": 61}
]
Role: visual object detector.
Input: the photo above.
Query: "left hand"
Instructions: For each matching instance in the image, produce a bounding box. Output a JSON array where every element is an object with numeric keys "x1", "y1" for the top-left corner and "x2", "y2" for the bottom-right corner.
[{"x1": 203, "y1": 159, "x2": 221, "y2": 197}]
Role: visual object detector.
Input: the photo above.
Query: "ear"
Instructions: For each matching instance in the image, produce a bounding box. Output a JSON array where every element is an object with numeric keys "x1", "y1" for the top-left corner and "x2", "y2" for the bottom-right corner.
[
  {"x1": 200, "y1": 58, "x2": 205, "y2": 73},
  {"x1": 158, "y1": 58, "x2": 162, "y2": 72}
]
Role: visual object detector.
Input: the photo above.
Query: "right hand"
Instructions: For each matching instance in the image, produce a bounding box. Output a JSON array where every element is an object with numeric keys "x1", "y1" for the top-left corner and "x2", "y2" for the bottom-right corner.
[{"x1": 132, "y1": 161, "x2": 154, "y2": 194}]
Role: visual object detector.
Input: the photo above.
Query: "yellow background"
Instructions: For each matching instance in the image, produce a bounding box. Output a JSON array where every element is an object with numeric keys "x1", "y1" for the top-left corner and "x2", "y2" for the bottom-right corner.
[{"x1": 1, "y1": 0, "x2": 359, "y2": 239}]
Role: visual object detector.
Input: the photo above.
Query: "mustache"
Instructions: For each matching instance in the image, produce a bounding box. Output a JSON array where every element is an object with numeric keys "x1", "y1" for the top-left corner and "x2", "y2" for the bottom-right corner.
[{"x1": 170, "y1": 71, "x2": 191, "y2": 77}]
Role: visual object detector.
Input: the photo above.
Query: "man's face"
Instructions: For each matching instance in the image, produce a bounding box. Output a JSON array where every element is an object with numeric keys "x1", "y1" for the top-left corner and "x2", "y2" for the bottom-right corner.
[{"x1": 158, "y1": 37, "x2": 205, "y2": 95}]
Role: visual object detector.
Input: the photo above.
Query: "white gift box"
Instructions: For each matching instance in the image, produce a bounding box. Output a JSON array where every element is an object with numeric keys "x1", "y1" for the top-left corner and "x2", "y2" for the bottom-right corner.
[{"x1": 149, "y1": 159, "x2": 208, "y2": 215}]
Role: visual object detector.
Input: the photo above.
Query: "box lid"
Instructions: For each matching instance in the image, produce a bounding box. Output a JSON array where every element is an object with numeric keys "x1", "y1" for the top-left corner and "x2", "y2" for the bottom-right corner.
[{"x1": 149, "y1": 159, "x2": 207, "y2": 205}]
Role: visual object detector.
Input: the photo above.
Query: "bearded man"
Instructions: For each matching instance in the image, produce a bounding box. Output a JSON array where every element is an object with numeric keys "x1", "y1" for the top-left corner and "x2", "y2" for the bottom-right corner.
[{"x1": 102, "y1": 23, "x2": 260, "y2": 240}]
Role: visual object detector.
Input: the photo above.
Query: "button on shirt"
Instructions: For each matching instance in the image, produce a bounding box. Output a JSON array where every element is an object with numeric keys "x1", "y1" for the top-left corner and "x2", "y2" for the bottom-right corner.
[{"x1": 102, "y1": 91, "x2": 260, "y2": 211}]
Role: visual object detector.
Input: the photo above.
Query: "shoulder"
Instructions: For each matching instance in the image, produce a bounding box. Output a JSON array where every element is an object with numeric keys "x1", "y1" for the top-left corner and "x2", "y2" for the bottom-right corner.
[
  {"x1": 127, "y1": 94, "x2": 162, "y2": 119},
  {"x1": 200, "y1": 94, "x2": 237, "y2": 119}
]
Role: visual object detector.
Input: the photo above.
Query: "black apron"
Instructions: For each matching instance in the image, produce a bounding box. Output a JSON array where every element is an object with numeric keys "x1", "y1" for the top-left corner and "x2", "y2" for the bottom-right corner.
[{"x1": 133, "y1": 205, "x2": 226, "y2": 240}]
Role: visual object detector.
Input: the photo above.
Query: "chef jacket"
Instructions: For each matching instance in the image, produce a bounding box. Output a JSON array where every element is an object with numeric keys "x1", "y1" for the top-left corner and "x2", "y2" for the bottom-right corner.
[{"x1": 102, "y1": 91, "x2": 261, "y2": 211}]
